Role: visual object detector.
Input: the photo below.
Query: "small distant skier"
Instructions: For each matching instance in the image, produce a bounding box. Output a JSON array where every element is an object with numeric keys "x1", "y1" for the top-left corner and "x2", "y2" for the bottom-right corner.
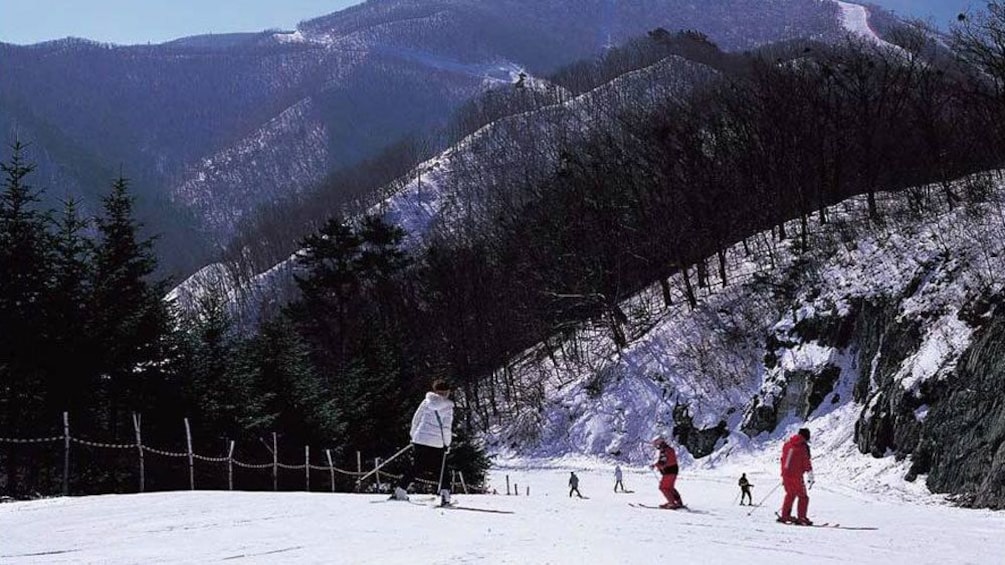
[
  {"x1": 569, "y1": 472, "x2": 584, "y2": 498},
  {"x1": 391, "y1": 380, "x2": 455, "y2": 506},
  {"x1": 738, "y1": 473, "x2": 753, "y2": 505},
  {"x1": 651, "y1": 437, "x2": 684, "y2": 509},
  {"x1": 614, "y1": 465, "x2": 625, "y2": 492},
  {"x1": 778, "y1": 428, "x2": 814, "y2": 525}
]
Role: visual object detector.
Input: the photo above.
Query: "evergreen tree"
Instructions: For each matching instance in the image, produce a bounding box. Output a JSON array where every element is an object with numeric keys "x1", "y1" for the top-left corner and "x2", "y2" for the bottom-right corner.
[
  {"x1": 254, "y1": 317, "x2": 342, "y2": 450},
  {"x1": 290, "y1": 216, "x2": 362, "y2": 373},
  {"x1": 90, "y1": 176, "x2": 171, "y2": 438},
  {"x1": 0, "y1": 142, "x2": 53, "y2": 421},
  {"x1": 0, "y1": 142, "x2": 53, "y2": 494},
  {"x1": 179, "y1": 284, "x2": 266, "y2": 439},
  {"x1": 46, "y1": 198, "x2": 98, "y2": 419}
]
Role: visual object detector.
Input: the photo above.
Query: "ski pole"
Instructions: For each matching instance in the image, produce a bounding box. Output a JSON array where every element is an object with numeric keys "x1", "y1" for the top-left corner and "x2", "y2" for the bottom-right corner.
[
  {"x1": 434, "y1": 410, "x2": 449, "y2": 494},
  {"x1": 746, "y1": 481, "x2": 781, "y2": 516},
  {"x1": 355, "y1": 444, "x2": 414, "y2": 486}
]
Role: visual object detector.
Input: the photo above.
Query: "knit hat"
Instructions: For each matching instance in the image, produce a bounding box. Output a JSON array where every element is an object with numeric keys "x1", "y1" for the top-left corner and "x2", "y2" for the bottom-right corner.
[
  {"x1": 798, "y1": 428, "x2": 811, "y2": 441},
  {"x1": 432, "y1": 379, "x2": 452, "y2": 393}
]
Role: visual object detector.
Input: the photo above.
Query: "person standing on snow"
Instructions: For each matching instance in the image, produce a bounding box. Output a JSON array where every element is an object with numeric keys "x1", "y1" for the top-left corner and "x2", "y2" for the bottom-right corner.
[
  {"x1": 778, "y1": 428, "x2": 814, "y2": 525},
  {"x1": 614, "y1": 465, "x2": 625, "y2": 492},
  {"x1": 569, "y1": 472, "x2": 584, "y2": 498},
  {"x1": 738, "y1": 473, "x2": 753, "y2": 505},
  {"x1": 651, "y1": 437, "x2": 684, "y2": 509},
  {"x1": 392, "y1": 380, "x2": 455, "y2": 506}
]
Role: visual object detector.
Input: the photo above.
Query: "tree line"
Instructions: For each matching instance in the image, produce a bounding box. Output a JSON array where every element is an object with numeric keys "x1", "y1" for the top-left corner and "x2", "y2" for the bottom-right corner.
[{"x1": 0, "y1": 142, "x2": 490, "y2": 496}]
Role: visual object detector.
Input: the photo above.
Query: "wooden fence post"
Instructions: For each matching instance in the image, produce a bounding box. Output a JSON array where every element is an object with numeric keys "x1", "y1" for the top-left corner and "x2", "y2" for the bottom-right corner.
[
  {"x1": 272, "y1": 432, "x2": 278, "y2": 491},
  {"x1": 184, "y1": 418, "x2": 194, "y2": 491},
  {"x1": 326, "y1": 449, "x2": 335, "y2": 493},
  {"x1": 132, "y1": 413, "x2": 144, "y2": 493},
  {"x1": 506, "y1": 475, "x2": 510, "y2": 496},
  {"x1": 458, "y1": 471, "x2": 469, "y2": 494},
  {"x1": 356, "y1": 451, "x2": 361, "y2": 475},
  {"x1": 62, "y1": 412, "x2": 70, "y2": 496},
  {"x1": 305, "y1": 445, "x2": 310, "y2": 491},
  {"x1": 227, "y1": 440, "x2": 235, "y2": 491},
  {"x1": 374, "y1": 457, "x2": 381, "y2": 491}
]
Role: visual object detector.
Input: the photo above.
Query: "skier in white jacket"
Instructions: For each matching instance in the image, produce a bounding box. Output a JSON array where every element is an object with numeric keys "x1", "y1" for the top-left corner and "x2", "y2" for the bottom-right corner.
[{"x1": 392, "y1": 380, "x2": 454, "y2": 505}]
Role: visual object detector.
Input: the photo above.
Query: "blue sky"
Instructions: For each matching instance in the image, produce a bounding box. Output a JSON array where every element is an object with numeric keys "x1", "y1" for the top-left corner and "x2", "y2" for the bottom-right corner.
[
  {"x1": 0, "y1": 0, "x2": 364, "y2": 45},
  {"x1": 868, "y1": 0, "x2": 976, "y2": 29},
  {"x1": 0, "y1": 1, "x2": 982, "y2": 45}
]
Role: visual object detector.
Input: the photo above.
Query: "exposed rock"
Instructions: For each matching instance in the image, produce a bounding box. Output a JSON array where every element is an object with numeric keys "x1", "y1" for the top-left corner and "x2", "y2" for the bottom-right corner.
[
  {"x1": 910, "y1": 306, "x2": 1005, "y2": 508},
  {"x1": 673, "y1": 404, "x2": 727, "y2": 458}
]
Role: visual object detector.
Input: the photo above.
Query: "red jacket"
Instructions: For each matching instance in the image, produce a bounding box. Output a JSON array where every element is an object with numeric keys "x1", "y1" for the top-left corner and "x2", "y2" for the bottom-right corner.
[
  {"x1": 655, "y1": 444, "x2": 679, "y2": 475},
  {"x1": 780, "y1": 434, "x2": 812, "y2": 478}
]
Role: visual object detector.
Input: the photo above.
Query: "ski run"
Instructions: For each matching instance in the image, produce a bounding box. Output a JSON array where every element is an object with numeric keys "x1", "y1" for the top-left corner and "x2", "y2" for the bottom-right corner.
[{"x1": 3, "y1": 457, "x2": 1004, "y2": 564}]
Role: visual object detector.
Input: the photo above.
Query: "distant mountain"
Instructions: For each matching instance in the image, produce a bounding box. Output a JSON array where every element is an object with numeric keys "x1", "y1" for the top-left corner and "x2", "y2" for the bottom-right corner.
[{"x1": 1, "y1": 0, "x2": 849, "y2": 276}]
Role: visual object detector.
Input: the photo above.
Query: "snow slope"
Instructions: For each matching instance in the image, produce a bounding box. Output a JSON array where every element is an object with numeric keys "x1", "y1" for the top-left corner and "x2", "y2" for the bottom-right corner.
[{"x1": 3, "y1": 458, "x2": 1004, "y2": 564}]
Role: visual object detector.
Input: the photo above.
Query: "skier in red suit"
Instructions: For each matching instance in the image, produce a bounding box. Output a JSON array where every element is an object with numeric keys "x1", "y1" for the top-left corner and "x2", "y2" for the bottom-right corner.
[
  {"x1": 778, "y1": 428, "x2": 814, "y2": 525},
  {"x1": 651, "y1": 437, "x2": 684, "y2": 509}
]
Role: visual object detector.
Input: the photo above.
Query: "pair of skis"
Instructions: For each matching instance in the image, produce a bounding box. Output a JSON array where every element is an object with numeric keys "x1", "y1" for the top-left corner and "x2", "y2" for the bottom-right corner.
[
  {"x1": 629, "y1": 503, "x2": 876, "y2": 531},
  {"x1": 774, "y1": 513, "x2": 877, "y2": 531}
]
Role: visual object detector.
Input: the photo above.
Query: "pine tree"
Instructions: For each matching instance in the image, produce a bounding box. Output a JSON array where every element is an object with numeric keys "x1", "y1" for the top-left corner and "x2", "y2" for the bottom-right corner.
[
  {"x1": 90, "y1": 176, "x2": 171, "y2": 438},
  {"x1": 0, "y1": 141, "x2": 53, "y2": 494},
  {"x1": 0, "y1": 141, "x2": 53, "y2": 418},
  {"x1": 290, "y1": 217, "x2": 362, "y2": 372},
  {"x1": 179, "y1": 282, "x2": 266, "y2": 440},
  {"x1": 254, "y1": 316, "x2": 343, "y2": 450},
  {"x1": 46, "y1": 198, "x2": 98, "y2": 418}
]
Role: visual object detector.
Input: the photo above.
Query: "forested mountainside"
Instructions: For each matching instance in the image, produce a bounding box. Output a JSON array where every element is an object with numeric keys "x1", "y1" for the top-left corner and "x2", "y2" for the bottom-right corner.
[
  {"x1": 0, "y1": 0, "x2": 847, "y2": 276},
  {"x1": 167, "y1": 2, "x2": 1005, "y2": 507}
]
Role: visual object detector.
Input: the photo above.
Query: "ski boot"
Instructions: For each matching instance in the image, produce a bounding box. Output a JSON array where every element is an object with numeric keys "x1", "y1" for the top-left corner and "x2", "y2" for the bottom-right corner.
[{"x1": 439, "y1": 489, "x2": 453, "y2": 507}]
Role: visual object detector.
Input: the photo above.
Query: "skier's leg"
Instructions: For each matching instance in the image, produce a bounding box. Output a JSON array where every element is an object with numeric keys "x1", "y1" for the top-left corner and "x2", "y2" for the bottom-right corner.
[
  {"x1": 795, "y1": 479, "x2": 809, "y2": 521},
  {"x1": 780, "y1": 477, "x2": 796, "y2": 520},
  {"x1": 658, "y1": 474, "x2": 674, "y2": 504}
]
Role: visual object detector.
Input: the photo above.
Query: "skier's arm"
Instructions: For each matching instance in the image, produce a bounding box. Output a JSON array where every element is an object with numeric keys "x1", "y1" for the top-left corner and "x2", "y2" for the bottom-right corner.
[
  {"x1": 442, "y1": 405, "x2": 454, "y2": 447},
  {"x1": 409, "y1": 401, "x2": 425, "y2": 440}
]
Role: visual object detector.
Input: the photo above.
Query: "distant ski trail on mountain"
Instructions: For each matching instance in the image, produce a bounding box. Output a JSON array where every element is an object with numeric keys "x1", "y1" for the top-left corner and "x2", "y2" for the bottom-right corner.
[
  {"x1": 834, "y1": 1, "x2": 885, "y2": 46},
  {"x1": 599, "y1": 0, "x2": 618, "y2": 50}
]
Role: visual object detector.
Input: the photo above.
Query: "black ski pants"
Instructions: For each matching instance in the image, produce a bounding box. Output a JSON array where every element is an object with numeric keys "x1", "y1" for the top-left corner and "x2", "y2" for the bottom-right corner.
[{"x1": 397, "y1": 443, "x2": 448, "y2": 492}]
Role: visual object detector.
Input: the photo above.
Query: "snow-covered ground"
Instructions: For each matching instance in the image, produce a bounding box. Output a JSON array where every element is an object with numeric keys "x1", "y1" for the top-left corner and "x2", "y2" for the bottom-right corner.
[{"x1": 4, "y1": 439, "x2": 1004, "y2": 565}]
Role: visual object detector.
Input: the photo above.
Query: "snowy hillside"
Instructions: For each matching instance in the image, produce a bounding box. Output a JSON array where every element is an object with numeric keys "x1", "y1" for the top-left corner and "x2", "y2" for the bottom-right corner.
[
  {"x1": 3, "y1": 460, "x2": 1004, "y2": 564},
  {"x1": 480, "y1": 170, "x2": 1005, "y2": 505}
]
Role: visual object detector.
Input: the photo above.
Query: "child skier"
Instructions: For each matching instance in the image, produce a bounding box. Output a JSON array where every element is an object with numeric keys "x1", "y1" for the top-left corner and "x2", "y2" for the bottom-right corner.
[
  {"x1": 651, "y1": 437, "x2": 684, "y2": 509},
  {"x1": 738, "y1": 473, "x2": 753, "y2": 505},
  {"x1": 569, "y1": 472, "x2": 584, "y2": 498},
  {"x1": 614, "y1": 465, "x2": 625, "y2": 492}
]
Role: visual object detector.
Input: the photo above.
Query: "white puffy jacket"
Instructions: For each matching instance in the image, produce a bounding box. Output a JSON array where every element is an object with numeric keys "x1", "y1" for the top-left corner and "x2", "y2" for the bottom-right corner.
[{"x1": 410, "y1": 392, "x2": 454, "y2": 448}]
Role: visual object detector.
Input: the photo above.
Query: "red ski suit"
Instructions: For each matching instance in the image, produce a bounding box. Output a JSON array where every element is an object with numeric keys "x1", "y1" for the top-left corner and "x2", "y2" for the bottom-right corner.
[
  {"x1": 780, "y1": 434, "x2": 812, "y2": 521},
  {"x1": 654, "y1": 444, "x2": 683, "y2": 507}
]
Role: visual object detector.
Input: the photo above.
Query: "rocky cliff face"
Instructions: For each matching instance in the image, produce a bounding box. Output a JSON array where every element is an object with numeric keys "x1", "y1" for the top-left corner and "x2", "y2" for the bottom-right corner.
[{"x1": 742, "y1": 249, "x2": 1005, "y2": 507}]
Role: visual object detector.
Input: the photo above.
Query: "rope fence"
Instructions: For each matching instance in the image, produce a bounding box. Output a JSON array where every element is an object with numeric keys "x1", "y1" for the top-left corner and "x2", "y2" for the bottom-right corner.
[{"x1": 0, "y1": 412, "x2": 453, "y2": 497}]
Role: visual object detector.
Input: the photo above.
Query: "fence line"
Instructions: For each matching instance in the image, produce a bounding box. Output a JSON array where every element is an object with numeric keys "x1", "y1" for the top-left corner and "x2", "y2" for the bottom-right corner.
[{"x1": 0, "y1": 411, "x2": 450, "y2": 496}]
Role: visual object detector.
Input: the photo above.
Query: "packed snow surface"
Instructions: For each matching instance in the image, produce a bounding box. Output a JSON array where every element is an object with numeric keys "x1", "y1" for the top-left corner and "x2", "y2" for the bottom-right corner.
[{"x1": 3, "y1": 447, "x2": 1003, "y2": 564}]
